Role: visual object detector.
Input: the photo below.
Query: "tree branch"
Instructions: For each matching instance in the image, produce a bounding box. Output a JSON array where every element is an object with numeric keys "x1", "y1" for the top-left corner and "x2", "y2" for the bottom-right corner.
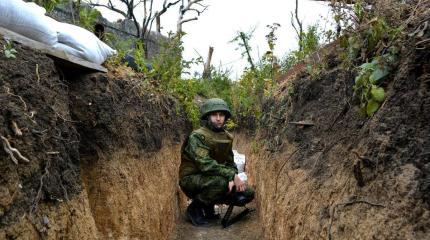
[
  {"x1": 290, "y1": 12, "x2": 300, "y2": 41},
  {"x1": 86, "y1": 0, "x2": 128, "y2": 18},
  {"x1": 159, "y1": 0, "x2": 181, "y2": 16},
  {"x1": 188, "y1": 6, "x2": 207, "y2": 16},
  {"x1": 291, "y1": 0, "x2": 303, "y2": 51},
  {"x1": 177, "y1": 0, "x2": 207, "y2": 33},
  {"x1": 180, "y1": 17, "x2": 198, "y2": 24}
]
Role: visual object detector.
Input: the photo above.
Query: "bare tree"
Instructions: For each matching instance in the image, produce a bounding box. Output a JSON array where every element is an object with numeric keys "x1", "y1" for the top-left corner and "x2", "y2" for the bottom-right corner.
[
  {"x1": 142, "y1": 0, "x2": 181, "y2": 41},
  {"x1": 202, "y1": 46, "x2": 213, "y2": 79},
  {"x1": 177, "y1": 0, "x2": 208, "y2": 34},
  {"x1": 291, "y1": 0, "x2": 304, "y2": 51},
  {"x1": 85, "y1": 0, "x2": 207, "y2": 58},
  {"x1": 86, "y1": 0, "x2": 144, "y2": 37}
]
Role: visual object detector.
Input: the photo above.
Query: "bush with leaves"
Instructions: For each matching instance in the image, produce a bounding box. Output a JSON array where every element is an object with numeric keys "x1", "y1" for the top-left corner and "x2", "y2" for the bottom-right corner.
[
  {"x1": 353, "y1": 48, "x2": 398, "y2": 116},
  {"x1": 78, "y1": 7, "x2": 101, "y2": 31},
  {"x1": 34, "y1": 0, "x2": 62, "y2": 12},
  {"x1": 280, "y1": 24, "x2": 321, "y2": 73},
  {"x1": 335, "y1": 1, "x2": 404, "y2": 117},
  {"x1": 196, "y1": 69, "x2": 233, "y2": 105},
  {"x1": 340, "y1": 17, "x2": 403, "y2": 64},
  {"x1": 144, "y1": 34, "x2": 205, "y2": 127}
]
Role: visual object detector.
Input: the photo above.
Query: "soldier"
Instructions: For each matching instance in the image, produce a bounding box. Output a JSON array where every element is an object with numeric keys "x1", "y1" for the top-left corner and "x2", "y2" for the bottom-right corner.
[{"x1": 179, "y1": 98, "x2": 255, "y2": 226}]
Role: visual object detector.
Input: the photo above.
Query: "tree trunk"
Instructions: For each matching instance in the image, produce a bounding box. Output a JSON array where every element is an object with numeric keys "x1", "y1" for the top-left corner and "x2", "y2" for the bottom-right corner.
[
  {"x1": 156, "y1": 15, "x2": 161, "y2": 33},
  {"x1": 239, "y1": 32, "x2": 255, "y2": 71},
  {"x1": 203, "y1": 46, "x2": 214, "y2": 79}
]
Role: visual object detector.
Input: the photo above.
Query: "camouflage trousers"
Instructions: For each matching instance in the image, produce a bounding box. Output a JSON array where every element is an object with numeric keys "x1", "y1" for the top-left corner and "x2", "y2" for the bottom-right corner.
[{"x1": 179, "y1": 174, "x2": 255, "y2": 206}]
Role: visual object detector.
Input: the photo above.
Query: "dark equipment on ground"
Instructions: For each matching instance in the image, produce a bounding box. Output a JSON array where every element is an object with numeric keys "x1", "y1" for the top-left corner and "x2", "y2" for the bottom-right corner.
[
  {"x1": 121, "y1": 54, "x2": 153, "y2": 72},
  {"x1": 220, "y1": 187, "x2": 255, "y2": 228}
]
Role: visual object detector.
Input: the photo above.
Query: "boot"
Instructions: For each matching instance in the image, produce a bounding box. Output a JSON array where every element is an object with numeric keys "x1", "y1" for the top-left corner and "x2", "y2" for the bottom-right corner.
[
  {"x1": 186, "y1": 200, "x2": 208, "y2": 226},
  {"x1": 226, "y1": 191, "x2": 254, "y2": 206},
  {"x1": 203, "y1": 204, "x2": 220, "y2": 220}
]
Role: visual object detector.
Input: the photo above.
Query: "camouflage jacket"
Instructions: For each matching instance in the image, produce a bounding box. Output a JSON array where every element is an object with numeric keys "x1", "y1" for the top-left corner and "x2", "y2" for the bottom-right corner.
[{"x1": 179, "y1": 126, "x2": 238, "y2": 180}]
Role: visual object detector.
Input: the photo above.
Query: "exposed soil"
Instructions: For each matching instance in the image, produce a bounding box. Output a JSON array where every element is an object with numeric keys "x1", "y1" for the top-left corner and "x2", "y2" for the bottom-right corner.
[
  {"x1": 0, "y1": 38, "x2": 85, "y2": 239},
  {"x1": 1, "y1": 2, "x2": 430, "y2": 239},
  {"x1": 0, "y1": 38, "x2": 190, "y2": 239},
  {"x1": 244, "y1": 11, "x2": 430, "y2": 239},
  {"x1": 173, "y1": 202, "x2": 261, "y2": 240}
]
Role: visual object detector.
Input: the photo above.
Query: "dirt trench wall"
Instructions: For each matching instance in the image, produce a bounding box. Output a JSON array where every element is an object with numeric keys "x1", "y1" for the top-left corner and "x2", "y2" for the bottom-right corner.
[
  {"x1": 0, "y1": 39, "x2": 97, "y2": 239},
  {"x1": 0, "y1": 39, "x2": 189, "y2": 239},
  {"x1": 80, "y1": 147, "x2": 181, "y2": 239},
  {"x1": 67, "y1": 69, "x2": 189, "y2": 239},
  {"x1": 244, "y1": 37, "x2": 430, "y2": 239}
]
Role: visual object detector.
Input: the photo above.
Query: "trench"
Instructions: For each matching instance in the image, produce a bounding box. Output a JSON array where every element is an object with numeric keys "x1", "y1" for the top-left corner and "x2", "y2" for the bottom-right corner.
[
  {"x1": 77, "y1": 132, "x2": 263, "y2": 240},
  {"x1": 2, "y1": 25, "x2": 430, "y2": 239}
]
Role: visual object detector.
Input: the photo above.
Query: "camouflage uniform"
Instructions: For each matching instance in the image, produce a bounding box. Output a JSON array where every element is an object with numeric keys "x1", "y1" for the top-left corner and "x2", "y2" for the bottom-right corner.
[
  {"x1": 179, "y1": 124, "x2": 254, "y2": 206},
  {"x1": 179, "y1": 98, "x2": 254, "y2": 226}
]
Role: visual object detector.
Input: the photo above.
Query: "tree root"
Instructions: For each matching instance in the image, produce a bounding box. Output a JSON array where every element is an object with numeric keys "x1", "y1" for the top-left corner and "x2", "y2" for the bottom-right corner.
[
  {"x1": 30, "y1": 158, "x2": 51, "y2": 215},
  {"x1": 1, "y1": 135, "x2": 30, "y2": 164},
  {"x1": 11, "y1": 120, "x2": 23, "y2": 136},
  {"x1": 35, "y1": 64, "x2": 40, "y2": 84},
  {"x1": 4, "y1": 86, "x2": 28, "y2": 111},
  {"x1": 274, "y1": 149, "x2": 299, "y2": 196},
  {"x1": 328, "y1": 199, "x2": 385, "y2": 240}
]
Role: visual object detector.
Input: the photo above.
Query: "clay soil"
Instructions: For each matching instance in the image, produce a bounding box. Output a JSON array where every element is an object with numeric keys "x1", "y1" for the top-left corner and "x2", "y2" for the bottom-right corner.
[
  {"x1": 243, "y1": 8, "x2": 430, "y2": 239},
  {"x1": 0, "y1": 38, "x2": 190, "y2": 239},
  {"x1": 2, "y1": 1, "x2": 430, "y2": 239},
  {"x1": 173, "y1": 202, "x2": 261, "y2": 240}
]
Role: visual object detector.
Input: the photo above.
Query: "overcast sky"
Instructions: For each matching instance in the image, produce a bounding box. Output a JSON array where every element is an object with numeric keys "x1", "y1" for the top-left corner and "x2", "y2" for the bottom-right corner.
[{"x1": 93, "y1": 0, "x2": 334, "y2": 79}]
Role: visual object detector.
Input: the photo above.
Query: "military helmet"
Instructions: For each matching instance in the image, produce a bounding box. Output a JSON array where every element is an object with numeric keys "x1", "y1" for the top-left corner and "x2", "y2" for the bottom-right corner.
[{"x1": 200, "y1": 98, "x2": 232, "y2": 120}]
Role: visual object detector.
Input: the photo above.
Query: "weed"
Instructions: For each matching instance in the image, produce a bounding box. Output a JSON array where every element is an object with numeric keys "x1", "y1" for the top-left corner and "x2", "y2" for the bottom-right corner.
[
  {"x1": 79, "y1": 7, "x2": 101, "y2": 31},
  {"x1": 306, "y1": 63, "x2": 323, "y2": 81},
  {"x1": 225, "y1": 119, "x2": 238, "y2": 131},
  {"x1": 353, "y1": 51, "x2": 397, "y2": 116},
  {"x1": 34, "y1": 0, "x2": 61, "y2": 12},
  {"x1": 133, "y1": 40, "x2": 148, "y2": 72},
  {"x1": 287, "y1": 85, "x2": 295, "y2": 97},
  {"x1": 337, "y1": 10, "x2": 403, "y2": 116},
  {"x1": 3, "y1": 40, "x2": 17, "y2": 59},
  {"x1": 280, "y1": 24, "x2": 322, "y2": 74},
  {"x1": 105, "y1": 38, "x2": 136, "y2": 66}
]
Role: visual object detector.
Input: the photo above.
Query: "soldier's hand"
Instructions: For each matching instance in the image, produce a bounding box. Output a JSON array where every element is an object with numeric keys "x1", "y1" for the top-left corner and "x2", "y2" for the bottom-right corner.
[
  {"x1": 228, "y1": 180, "x2": 235, "y2": 193},
  {"x1": 234, "y1": 174, "x2": 246, "y2": 192}
]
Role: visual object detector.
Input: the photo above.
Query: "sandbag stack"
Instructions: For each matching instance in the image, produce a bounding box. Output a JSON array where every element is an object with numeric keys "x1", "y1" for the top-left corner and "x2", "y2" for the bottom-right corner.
[{"x1": 0, "y1": 0, "x2": 116, "y2": 64}]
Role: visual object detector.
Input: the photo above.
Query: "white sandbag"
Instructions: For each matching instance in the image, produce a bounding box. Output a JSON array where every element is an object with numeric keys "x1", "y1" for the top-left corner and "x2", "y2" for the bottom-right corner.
[
  {"x1": 238, "y1": 172, "x2": 248, "y2": 183},
  {"x1": 56, "y1": 23, "x2": 117, "y2": 64},
  {"x1": 233, "y1": 150, "x2": 246, "y2": 173},
  {"x1": 24, "y1": 2, "x2": 46, "y2": 15},
  {"x1": 53, "y1": 42, "x2": 85, "y2": 58},
  {"x1": 0, "y1": 0, "x2": 57, "y2": 45}
]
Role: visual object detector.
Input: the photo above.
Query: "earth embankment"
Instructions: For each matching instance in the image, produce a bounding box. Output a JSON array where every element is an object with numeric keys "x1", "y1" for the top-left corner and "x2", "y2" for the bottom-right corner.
[{"x1": 0, "y1": 39, "x2": 190, "y2": 239}]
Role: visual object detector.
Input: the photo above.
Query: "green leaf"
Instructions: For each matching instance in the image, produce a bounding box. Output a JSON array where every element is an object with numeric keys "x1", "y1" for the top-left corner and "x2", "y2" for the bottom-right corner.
[
  {"x1": 370, "y1": 58, "x2": 380, "y2": 65},
  {"x1": 359, "y1": 105, "x2": 367, "y2": 117},
  {"x1": 360, "y1": 62, "x2": 373, "y2": 69},
  {"x1": 366, "y1": 99, "x2": 380, "y2": 116},
  {"x1": 355, "y1": 75, "x2": 364, "y2": 86},
  {"x1": 369, "y1": 66, "x2": 389, "y2": 84},
  {"x1": 5, "y1": 50, "x2": 16, "y2": 59},
  {"x1": 370, "y1": 85, "x2": 385, "y2": 102}
]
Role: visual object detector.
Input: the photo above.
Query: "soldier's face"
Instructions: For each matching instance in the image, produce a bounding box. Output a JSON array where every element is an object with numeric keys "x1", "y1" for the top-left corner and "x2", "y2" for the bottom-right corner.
[{"x1": 209, "y1": 112, "x2": 226, "y2": 128}]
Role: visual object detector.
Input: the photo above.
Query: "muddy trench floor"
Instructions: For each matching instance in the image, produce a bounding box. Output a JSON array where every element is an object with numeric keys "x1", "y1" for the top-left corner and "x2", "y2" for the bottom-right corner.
[{"x1": 173, "y1": 202, "x2": 262, "y2": 240}]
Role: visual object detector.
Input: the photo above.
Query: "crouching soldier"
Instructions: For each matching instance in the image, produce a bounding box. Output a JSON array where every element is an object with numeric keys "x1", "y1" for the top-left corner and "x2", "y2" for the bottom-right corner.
[{"x1": 179, "y1": 98, "x2": 255, "y2": 226}]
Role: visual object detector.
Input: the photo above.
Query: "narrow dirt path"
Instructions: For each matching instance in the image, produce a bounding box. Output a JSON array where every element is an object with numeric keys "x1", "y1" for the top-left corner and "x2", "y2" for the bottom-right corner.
[{"x1": 173, "y1": 203, "x2": 262, "y2": 240}]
